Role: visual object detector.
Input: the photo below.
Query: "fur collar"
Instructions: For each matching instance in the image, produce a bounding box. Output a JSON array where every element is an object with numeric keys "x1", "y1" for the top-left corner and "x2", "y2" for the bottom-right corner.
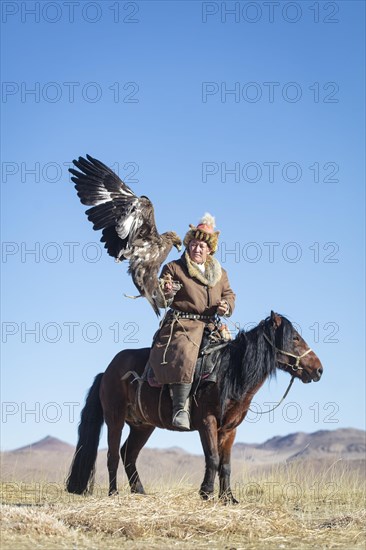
[{"x1": 184, "y1": 251, "x2": 222, "y2": 287}]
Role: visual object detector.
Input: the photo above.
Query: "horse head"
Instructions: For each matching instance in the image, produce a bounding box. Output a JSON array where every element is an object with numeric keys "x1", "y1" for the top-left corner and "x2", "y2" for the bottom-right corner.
[{"x1": 266, "y1": 311, "x2": 323, "y2": 384}]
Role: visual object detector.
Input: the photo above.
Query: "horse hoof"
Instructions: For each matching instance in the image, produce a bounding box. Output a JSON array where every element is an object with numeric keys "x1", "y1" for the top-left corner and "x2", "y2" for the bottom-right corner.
[
  {"x1": 108, "y1": 490, "x2": 119, "y2": 497},
  {"x1": 220, "y1": 493, "x2": 239, "y2": 505},
  {"x1": 131, "y1": 488, "x2": 146, "y2": 495},
  {"x1": 199, "y1": 490, "x2": 214, "y2": 501}
]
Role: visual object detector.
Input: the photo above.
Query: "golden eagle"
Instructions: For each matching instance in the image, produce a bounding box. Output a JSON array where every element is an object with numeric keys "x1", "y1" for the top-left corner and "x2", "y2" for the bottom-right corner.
[{"x1": 69, "y1": 155, "x2": 182, "y2": 316}]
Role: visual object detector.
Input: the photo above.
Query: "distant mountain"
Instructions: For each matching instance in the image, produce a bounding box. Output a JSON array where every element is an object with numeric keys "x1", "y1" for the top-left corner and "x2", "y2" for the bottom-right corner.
[
  {"x1": 12, "y1": 436, "x2": 74, "y2": 454},
  {"x1": 5, "y1": 428, "x2": 366, "y2": 459},
  {"x1": 1, "y1": 428, "x2": 364, "y2": 484},
  {"x1": 232, "y1": 428, "x2": 366, "y2": 462},
  {"x1": 258, "y1": 428, "x2": 365, "y2": 452}
]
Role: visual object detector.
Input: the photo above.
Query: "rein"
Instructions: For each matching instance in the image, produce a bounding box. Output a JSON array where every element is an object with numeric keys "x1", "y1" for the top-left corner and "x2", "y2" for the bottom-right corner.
[
  {"x1": 248, "y1": 328, "x2": 312, "y2": 415},
  {"x1": 248, "y1": 375, "x2": 295, "y2": 415}
]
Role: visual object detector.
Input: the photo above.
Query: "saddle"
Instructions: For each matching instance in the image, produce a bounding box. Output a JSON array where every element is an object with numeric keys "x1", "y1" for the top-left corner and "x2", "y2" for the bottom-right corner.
[
  {"x1": 146, "y1": 334, "x2": 229, "y2": 389},
  {"x1": 127, "y1": 331, "x2": 231, "y2": 429}
]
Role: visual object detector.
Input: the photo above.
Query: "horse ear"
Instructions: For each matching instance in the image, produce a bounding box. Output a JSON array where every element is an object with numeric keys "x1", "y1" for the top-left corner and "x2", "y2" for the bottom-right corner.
[{"x1": 270, "y1": 311, "x2": 282, "y2": 328}]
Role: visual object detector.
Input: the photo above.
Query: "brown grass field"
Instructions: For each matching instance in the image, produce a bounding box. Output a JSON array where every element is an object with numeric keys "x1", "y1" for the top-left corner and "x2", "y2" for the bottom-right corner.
[{"x1": 1, "y1": 457, "x2": 365, "y2": 549}]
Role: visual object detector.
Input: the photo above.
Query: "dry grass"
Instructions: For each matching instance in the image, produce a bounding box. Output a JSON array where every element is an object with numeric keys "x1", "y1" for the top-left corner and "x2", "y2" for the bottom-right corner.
[{"x1": 1, "y1": 462, "x2": 365, "y2": 549}]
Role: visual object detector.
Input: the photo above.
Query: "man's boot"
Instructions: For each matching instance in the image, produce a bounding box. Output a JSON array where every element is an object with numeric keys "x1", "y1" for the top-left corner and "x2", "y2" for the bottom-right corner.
[{"x1": 170, "y1": 383, "x2": 192, "y2": 430}]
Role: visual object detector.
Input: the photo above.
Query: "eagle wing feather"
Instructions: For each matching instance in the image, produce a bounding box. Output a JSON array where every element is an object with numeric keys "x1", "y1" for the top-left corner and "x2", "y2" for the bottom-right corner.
[{"x1": 70, "y1": 154, "x2": 181, "y2": 315}]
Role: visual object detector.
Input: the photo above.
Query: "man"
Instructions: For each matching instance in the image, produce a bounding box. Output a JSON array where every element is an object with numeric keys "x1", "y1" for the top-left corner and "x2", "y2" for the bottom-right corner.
[{"x1": 149, "y1": 213, "x2": 236, "y2": 430}]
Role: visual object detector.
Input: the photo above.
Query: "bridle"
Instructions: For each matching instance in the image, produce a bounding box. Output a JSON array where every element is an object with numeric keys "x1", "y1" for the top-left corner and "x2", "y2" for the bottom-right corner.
[
  {"x1": 247, "y1": 328, "x2": 312, "y2": 415},
  {"x1": 248, "y1": 322, "x2": 315, "y2": 415},
  {"x1": 263, "y1": 331, "x2": 313, "y2": 374}
]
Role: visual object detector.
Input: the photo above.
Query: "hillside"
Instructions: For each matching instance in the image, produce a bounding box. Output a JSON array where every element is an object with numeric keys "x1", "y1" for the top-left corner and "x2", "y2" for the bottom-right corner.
[
  {"x1": 1, "y1": 428, "x2": 364, "y2": 487},
  {"x1": 233, "y1": 428, "x2": 366, "y2": 462}
]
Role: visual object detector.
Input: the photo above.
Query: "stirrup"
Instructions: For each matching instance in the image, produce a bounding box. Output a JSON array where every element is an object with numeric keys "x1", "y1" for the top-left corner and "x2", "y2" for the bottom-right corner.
[{"x1": 172, "y1": 409, "x2": 190, "y2": 430}]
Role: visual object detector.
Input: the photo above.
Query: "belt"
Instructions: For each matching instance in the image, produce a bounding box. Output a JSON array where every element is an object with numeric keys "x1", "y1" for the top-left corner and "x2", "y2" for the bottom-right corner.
[{"x1": 170, "y1": 309, "x2": 215, "y2": 322}]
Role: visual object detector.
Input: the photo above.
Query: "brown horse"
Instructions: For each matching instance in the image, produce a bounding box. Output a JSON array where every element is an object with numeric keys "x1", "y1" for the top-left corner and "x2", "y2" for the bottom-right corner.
[{"x1": 66, "y1": 311, "x2": 323, "y2": 503}]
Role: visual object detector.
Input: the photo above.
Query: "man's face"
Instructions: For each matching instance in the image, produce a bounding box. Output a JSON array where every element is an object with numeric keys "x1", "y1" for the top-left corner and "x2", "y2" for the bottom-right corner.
[{"x1": 188, "y1": 239, "x2": 210, "y2": 264}]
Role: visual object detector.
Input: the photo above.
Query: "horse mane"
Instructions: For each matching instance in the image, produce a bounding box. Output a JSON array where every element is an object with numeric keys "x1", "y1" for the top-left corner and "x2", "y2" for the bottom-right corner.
[{"x1": 217, "y1": 315, "x2": 294, "y2": 417}]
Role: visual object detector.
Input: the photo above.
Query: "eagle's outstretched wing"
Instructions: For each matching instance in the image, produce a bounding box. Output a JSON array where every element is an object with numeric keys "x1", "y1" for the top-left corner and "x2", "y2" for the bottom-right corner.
[{"x1": 69, "y1": 154, "x2": 182, "y2": 315}]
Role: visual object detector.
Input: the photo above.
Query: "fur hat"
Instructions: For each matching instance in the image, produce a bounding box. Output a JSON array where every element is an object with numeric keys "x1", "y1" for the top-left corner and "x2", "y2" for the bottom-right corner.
[{"x1": 183, "y1": 213, "x2": 220, "y2": 253}]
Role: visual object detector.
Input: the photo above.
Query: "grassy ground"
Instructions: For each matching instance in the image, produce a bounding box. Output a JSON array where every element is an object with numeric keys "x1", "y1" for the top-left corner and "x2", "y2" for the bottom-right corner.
[{"x1": 1, "y1": 461, "x2": 365, "y2": 549}]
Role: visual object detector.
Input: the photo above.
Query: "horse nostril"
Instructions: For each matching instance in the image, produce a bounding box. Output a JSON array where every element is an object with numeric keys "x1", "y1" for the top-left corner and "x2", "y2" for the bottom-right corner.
[{"x1": 317, "y1": 367, "x2": 323, "y2": 378}]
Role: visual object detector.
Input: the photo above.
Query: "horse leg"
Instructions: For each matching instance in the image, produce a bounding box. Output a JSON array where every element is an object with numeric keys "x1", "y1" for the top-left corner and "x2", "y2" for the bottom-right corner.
[
  {"x1": 218, "y1": 429, "x2": 238, "y2": 504},
  {"x1": 106, "y1": 421, "x2": 124, "y2": 496},
  {"x1": 104, "y1": 407, "x2": 126, "y2": 496},
  {"x1": 121, "y1": 424, "x2": 155, "y2": 494},
  {"x1": 198, "y1": 416, "x2": 220, "y2": 500}
]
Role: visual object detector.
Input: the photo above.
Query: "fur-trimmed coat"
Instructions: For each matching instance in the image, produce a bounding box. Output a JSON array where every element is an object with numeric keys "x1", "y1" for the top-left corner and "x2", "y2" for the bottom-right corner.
[{"x1": 148, "y1": 252, "x2": 236, "y2": 384}]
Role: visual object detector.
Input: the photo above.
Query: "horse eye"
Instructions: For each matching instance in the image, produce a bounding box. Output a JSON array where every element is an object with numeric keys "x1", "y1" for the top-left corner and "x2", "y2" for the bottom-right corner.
[{"x1": 293, "y1": 334, "x2": 300, "y2": 342}]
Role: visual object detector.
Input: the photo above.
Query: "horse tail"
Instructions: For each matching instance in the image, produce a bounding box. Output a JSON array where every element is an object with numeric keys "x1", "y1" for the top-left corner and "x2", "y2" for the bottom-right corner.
[{"x1": 66, "y1": 373, "x2": 104, "y2": 495}]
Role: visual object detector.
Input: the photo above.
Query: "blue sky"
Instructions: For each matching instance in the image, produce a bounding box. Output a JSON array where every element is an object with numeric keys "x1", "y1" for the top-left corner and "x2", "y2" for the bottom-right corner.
[{"x1": 1, "y1": 0, "x2": 365, "y2": 454}]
